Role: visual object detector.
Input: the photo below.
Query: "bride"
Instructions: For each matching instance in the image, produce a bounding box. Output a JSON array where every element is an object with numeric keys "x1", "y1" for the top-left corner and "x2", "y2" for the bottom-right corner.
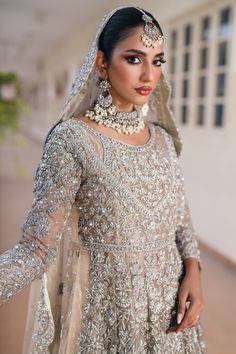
[{"x1": 0, "y1": 6, "x2": 206, "y2": 353}]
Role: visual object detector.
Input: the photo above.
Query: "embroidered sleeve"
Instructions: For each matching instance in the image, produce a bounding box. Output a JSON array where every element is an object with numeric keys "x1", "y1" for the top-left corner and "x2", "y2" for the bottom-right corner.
[
  {"x1": 164, "y1": 130, "x2": 202, "y2": 271},
  {"x1": 175, "y1": 193, "x2": 202, "y2": 271},
  {"x1": 163, "y1": 128, "x2": 203, "y2": 272},
  {"x1": 0, "y1": 123, "x2": 82, "y2": 305}
]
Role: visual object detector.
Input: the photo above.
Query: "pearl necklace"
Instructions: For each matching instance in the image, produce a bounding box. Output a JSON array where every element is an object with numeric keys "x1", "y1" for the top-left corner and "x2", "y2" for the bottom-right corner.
[{"x1": 85, "y1": 96, "x2": 147, "y2": 134}]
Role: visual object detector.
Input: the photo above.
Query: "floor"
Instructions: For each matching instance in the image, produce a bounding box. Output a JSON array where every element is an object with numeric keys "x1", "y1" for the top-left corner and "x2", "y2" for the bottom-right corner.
[{"x1": 0, "y1": 129, "x2": 236, "y2": 354}]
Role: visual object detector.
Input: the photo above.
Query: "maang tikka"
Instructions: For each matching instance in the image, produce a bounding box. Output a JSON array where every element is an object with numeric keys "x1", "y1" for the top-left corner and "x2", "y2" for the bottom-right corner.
[
  {"x1": 136, "y1": 7, "x2": 164, "y2": 48},
  {"x1": 85, "y1": 78, "x2": 147, "y2": 134}
]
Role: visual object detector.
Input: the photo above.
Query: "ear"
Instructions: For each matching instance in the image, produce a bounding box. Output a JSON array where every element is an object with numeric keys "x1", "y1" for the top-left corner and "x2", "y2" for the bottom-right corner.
[{"x1": 95, "y1": 50, "x2": 108, "y2": 79}]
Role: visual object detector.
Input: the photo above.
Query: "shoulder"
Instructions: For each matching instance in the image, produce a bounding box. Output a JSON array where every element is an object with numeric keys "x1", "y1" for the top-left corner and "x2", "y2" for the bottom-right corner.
[
  {"x1": 46, "y1": 118, "x2": 78, "y2": 140},
  {"x1": 44, "y1": 118, "x2": 85, "y2": 153},
  {"x1": 148, "y1": 121, "x2": 170, "y2": 139},
  {"x1": 149, "y1": 120, "x2": 178, "y2": 153}
]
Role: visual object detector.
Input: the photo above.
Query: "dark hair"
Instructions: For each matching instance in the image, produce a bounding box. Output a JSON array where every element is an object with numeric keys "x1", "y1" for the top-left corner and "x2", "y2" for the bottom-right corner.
[{"x1": 98, "y1": 7, "x2": 163, "y2": 63}]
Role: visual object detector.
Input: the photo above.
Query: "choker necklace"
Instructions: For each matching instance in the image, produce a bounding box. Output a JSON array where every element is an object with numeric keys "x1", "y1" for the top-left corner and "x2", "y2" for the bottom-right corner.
[{"x1": 85, "y1": 78, "x2": 148, "y2": 134}]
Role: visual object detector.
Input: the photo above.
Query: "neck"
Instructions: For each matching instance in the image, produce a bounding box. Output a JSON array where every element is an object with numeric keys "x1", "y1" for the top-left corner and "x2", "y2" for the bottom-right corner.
[
  {"x1": 109, "y1": 91, "x2": 134, "y2": 112},
  {"x1": 114, "y1": 102, "x2": 134, "y2": 112}
]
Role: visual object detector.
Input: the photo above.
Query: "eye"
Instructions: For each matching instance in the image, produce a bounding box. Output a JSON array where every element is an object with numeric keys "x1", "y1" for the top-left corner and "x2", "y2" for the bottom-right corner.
[
  {"x1": 153, "y1": 58, "x2": 167, "y2": 67},
  {"x1": 125, "y1": 56, "x2": 141, "y2": 64}
]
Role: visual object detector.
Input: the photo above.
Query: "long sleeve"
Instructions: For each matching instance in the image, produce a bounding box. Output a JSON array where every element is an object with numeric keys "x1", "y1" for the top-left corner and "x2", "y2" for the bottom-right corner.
[
  {"x1": 175, "y1": 166, "x2": 202, "y2": 271},
  {"x1": 0, "y1": 122, "x2": 82, "y2": 305}
]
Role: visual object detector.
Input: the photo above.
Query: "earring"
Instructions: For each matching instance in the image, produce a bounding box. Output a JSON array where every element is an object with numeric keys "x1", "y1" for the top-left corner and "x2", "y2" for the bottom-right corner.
[
  {"x1": 141, "y1": 103, "x2": 149, "y2": 116},
  {"x1": 97, "y1": 78, "x2": 113, "y2": 110},
  {"x1": 85, "y1": 77, "x2": 146, "y2": 134},
  {"x1": 99, "y1": 77, "x2": 110, "y2": 92}
]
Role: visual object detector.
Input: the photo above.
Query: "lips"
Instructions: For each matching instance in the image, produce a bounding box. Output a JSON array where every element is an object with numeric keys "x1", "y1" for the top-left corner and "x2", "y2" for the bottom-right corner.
[{"x1": 135, "y1": 86, "x2": 152, "y2": 96}]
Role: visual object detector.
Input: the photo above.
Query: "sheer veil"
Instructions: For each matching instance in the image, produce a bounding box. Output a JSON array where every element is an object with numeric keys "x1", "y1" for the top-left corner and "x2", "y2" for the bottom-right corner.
[{"x1": 22, "y1": 6, "x2": 183, "y2": 353}]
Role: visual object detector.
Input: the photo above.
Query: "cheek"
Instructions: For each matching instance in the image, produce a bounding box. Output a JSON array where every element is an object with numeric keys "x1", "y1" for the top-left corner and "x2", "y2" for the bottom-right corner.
[
  {"x1": 156, "y1": 68, "x2": 162, "y2": 79},
  {"x1": 109, "y1": 61, "x2": 138, "y2": 84},
  {"x1": 154, "y1": 68, "x2": 162, "y2": 85}
]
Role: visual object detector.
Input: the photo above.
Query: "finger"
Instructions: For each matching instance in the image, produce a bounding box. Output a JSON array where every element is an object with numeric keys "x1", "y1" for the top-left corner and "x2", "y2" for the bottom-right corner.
[
  {"x1": 166, "y1": 309, "x2": 201, "y2": 334},
  {"x1": 166, "y1": 325, "x2": 178, "y2": 334},
  {"x1": 176, "y1": 302, "x2": 202, "y2": 333},
  {"x1": 168, "y1": 300, "x2": 191, "y2": 333},
  {"x1": 177, "y1": 292, "x2": 189, "y2": 325},
  {"x1": 188, "y1": 313, "x2": 202, "y2": 326},
  {"x1": 186, "y1": 316, "x2": 201, "y2": 328},
  {"x1": 186, "y1": 301, "x2": 204, "y2": 325},
  {"x1": 166, "y1": 303, "x2": 192, "y2": 334},
  {"x1": 188, "y1": 318, "x2": 199, "y2": 327}
]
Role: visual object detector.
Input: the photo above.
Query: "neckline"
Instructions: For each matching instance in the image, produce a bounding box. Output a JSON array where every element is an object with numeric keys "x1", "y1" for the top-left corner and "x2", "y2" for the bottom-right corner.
[{"x1": 74, "y1": 118, "x2": 155, "y2": 150}]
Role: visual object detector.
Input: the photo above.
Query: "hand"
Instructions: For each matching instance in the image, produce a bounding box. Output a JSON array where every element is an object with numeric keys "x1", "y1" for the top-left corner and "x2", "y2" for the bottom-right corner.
[{"x1": 166, "y1": 258, "x2": 204, "y2": 335}]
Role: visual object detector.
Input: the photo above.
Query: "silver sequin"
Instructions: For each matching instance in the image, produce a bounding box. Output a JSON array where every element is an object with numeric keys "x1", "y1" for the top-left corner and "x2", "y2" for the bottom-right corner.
[{"x1": 0, "y1": 118, "x2": 206, "y2": 353}]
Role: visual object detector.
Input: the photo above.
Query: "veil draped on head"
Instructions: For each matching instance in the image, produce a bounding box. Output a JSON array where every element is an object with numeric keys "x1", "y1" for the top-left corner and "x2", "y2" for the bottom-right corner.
[{"x1": 22, "y1": 7, "x2": 183, "y2": 354}]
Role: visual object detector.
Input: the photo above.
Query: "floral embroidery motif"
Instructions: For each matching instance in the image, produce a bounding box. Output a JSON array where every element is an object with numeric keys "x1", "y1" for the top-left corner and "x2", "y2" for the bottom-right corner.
[{"x1": 0, "y1": 119, "x2": 206, "y2": 353}]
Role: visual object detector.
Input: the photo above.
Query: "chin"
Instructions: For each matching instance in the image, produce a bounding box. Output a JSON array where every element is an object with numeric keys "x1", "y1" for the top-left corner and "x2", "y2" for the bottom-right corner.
[
  {"x1": 121, "y1": 95, "x2": 150, "y2": 108},
  {"x1": 133, "y1": 97, "x2": 150, "y2": 106}
]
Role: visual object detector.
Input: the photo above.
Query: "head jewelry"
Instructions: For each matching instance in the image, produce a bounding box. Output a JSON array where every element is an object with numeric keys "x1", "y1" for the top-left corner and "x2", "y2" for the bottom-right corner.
[{"x1": 136, "y1": 7, "x2": 164, "y2": 48}]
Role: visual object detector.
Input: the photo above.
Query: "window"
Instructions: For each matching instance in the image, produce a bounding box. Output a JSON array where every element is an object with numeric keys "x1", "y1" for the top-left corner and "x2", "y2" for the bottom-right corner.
[
  {"x1": 197, "y1": 105, "x2": 205, "y2": 125},
  {"x1": 170, "y1": 56, "x2": 176, "y2": 74},
  {"x1": 215, "y1": 104, "x2": 224, "y2": 126},
  {"x1": 219, "y1": 7, "x2": 231, "y2": 37},
  {"x1": 183, "y1": 52, "x2": 191, "y2": 72},
  {"x1": 218, "y1": 41, "x2": 228, "y2": 66},
  {"x1": 198, "y1": 76, "x2": 206, "y2": 97},
  {"x1": 216, "y1": 73, "x2": 226, "y2": 96},
  {"x1": 200, "y1": 47, "x2": 208, "y2": 69},
  {"x1": 171, "y1": 81, "x2": 175, "y2": 98},
  {"x1": 181, "y1": 105, "x2": 188, "y2": 124},
  {"x1": 171, "y1": 30, "x2": 178, "y2": 49},
  {"x1": 201, "y1": 16, "x2": 211, "y2": 41},
  {"x1": 168, "y1": 5, "x2": 231, "y2": 131},
  {"x1": 184, "y1": 24, "x2": 192, "y2": 46},
  {"x1": 182, "y1": 79, "x2": 189, "y2": 98}
]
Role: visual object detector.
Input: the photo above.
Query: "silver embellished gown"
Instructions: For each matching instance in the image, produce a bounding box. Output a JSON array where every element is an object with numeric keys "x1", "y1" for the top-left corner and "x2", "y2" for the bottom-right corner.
[{"x1": 0, "y1": 117, "x2": 206, "y2": 353}]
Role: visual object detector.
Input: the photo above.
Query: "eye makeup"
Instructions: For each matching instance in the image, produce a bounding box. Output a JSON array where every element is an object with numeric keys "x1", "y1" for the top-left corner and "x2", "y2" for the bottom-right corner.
[{"x1": 124, "y1": 55, "x2": 166, "y2": 66}]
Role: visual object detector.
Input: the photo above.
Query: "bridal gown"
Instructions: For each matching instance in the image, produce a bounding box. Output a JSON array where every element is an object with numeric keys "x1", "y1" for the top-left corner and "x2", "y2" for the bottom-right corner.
[{"x1": 0, "y1": 117, "x2": 206, "y2": 353}]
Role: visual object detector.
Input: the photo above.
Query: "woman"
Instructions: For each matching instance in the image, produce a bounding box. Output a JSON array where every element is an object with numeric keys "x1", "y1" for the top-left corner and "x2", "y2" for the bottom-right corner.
[{"x1": 0, "y1": 6, "x2": 207, "y2": 353}]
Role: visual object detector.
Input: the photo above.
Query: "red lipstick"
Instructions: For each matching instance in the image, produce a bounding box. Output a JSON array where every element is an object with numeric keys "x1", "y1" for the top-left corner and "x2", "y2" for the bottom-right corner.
[{"x1": 135, "y1": 86, "x2": 152, "y2": 96}]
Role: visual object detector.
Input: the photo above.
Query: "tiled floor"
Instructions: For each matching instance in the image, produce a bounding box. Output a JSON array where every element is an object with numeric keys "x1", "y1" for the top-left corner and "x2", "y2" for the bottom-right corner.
[{"x1": 0, "y1": 130, "x2": 236, "y2": 353}]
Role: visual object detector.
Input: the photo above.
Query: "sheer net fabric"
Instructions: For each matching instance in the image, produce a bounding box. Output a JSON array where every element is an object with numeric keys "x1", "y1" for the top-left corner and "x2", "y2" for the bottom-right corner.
[{"x1": 0, "y1": 118, "x2": 206, "y2": 353}]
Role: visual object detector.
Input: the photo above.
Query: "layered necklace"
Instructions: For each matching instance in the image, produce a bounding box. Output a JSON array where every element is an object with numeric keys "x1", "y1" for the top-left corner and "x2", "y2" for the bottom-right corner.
[{"x1": 85, "y1": 79, "x2": 147, "y2": 134}]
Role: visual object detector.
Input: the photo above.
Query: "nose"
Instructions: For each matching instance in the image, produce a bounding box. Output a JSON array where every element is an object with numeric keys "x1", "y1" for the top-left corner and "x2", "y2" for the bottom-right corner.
[{"x1": 140, "y1": 62, "x2": 154, "y2": 83}]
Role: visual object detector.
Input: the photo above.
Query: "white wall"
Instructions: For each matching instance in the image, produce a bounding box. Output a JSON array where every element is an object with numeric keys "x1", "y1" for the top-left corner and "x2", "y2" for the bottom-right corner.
[{"x1": 164, "y1": 0, "x2": 236, "y2": 263}]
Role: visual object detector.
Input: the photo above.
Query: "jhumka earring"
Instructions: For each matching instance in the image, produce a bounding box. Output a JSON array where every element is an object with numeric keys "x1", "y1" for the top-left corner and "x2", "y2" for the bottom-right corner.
[
  {"x1": 85, "y1": 78, "x2": 146, "y2": 134},
  {"x1": 136, "y1": 7, "x2": 164, "y2": 48},
  {"x1": 141, "y1": 103, "x2": 149, "y2": 116}
]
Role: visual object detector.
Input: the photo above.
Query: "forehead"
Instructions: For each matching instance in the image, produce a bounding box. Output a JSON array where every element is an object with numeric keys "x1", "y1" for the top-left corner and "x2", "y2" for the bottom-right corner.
[{"x1": 112, "y1": 25, "x2": 164, "y2": 54}]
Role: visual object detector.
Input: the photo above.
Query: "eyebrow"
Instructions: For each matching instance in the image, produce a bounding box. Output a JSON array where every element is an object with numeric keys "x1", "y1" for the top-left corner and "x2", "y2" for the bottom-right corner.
[{"x1": 123, "y1": 49, "x2": 165, "y2": 57}]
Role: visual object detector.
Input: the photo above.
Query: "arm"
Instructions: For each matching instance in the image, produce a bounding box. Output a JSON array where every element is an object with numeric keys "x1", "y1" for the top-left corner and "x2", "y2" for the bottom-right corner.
[
  {"x1": 0, "y1": 123, "x2": 82, "y2": 305},
  {"x1": 175, "y1": 194, "x2": 202, "y2": 272},
  {"x1": 174, "y1": 158, "x2": 202, "y2": 272},
  {"x1": 167, "y1": 165, "x2": 204, "y2": 334}
]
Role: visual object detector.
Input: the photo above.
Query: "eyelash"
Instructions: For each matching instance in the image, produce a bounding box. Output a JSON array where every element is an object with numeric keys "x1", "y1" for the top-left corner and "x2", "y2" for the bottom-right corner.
[{"x1": 125, "y1": 56, "x2": 167, "y2": 66}]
